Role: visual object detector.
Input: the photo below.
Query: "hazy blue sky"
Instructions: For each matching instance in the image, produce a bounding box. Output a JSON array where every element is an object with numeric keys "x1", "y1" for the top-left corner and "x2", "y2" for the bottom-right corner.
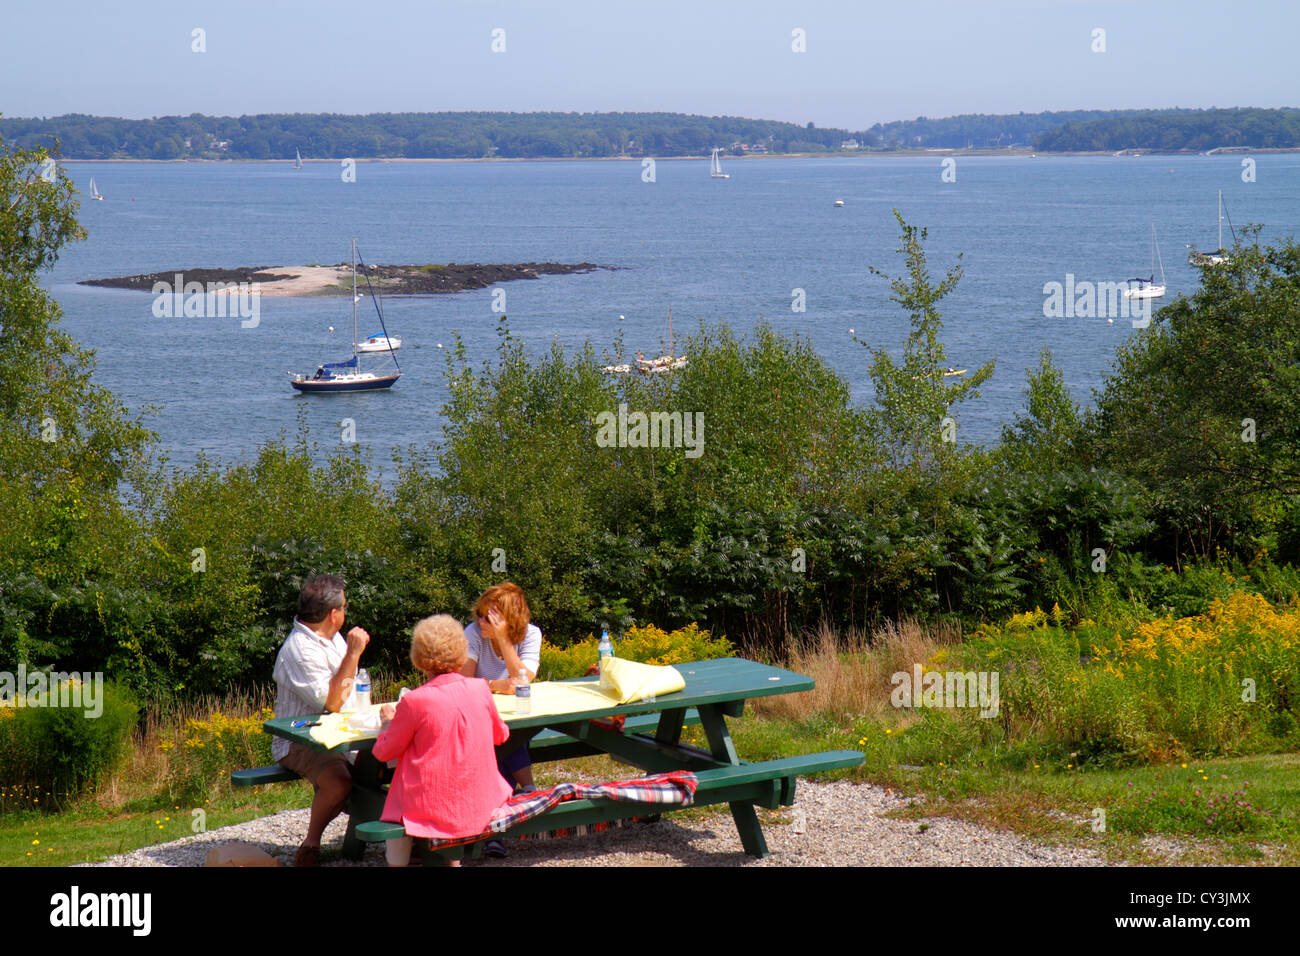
[{"x1": 4, "y1": 0, "x2": 1295, "y2": 129}]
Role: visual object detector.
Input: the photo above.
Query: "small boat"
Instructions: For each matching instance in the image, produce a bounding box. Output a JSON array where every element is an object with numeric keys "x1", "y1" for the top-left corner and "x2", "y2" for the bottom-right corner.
[
  {"x1": 608, "y1": 307, "x2": 690, "y2": 375},
  {"x1": 356, "y1": 333, "x2": 401, "y2": 353},
  {"x1": 942, "y1": 367, "x2": 966, "y2": 377},
  {"x1": 1187, "y1": 190, "x2": 1235, "y2": 266},
  {"x1": 88, "y1": 177, "x2": 103, "y2": 201},
  {"x1": 1125, "y1": 223, "x2": 1167, "y2": 300},
  {"x1": 294, "y1": 148, "x2": 303, "y2": 170},
  {"x1": 710, "y1": 148, "x2": 729, "y2": 179},
  {"x1": 834, "y1": 199, "x2": 845, "y2": 207},
  {"x1": 290, "y1": 240, "x2": 401, "y2": 393}
]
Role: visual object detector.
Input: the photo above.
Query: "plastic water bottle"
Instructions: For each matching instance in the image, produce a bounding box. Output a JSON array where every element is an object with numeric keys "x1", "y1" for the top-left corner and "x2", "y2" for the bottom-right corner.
[
  {"x1": 355, "y1": 668, "x2": 371, "y2": 712},
  {"x1": 515, "y1": 667, "x2": 531, "y2": 715},
  {"x1": 598, "y1": 628, "x2": 614, "y2": 690}
]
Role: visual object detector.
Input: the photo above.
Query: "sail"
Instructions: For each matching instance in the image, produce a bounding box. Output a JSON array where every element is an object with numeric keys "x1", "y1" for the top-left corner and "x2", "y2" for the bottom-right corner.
[{"x1": 321, "y1": 355, "x2": 359, "y2": 372}]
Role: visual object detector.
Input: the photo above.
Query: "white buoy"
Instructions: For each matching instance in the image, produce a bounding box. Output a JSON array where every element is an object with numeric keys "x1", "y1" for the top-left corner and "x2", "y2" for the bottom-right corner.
[
  {"x1": 619, "y1": 314, "x2": 625, "y2": 320},
  {"x1": 328, "y1": 326, "x2": 334, "y2": 332},
  {"x1": 437, "y1": 343, "x2": 443, "y2": 348},
  {"x1": 849, "y1": 328, "x2": 855, "y2": 335},
  {"x1": 1107, "y1": 318, "x2": 1114, "y2": 324}
]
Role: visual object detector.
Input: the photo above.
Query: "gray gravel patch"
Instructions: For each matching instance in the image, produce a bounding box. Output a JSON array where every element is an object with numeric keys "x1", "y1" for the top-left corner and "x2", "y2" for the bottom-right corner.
[{"x1": 88, "y1": 780, "x2": 1106, "y2": 867}]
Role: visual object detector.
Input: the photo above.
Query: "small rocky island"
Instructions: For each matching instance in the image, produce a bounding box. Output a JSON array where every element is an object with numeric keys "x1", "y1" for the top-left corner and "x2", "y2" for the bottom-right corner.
[{"x1": 80, "y1": 261, "x2": 613, "y2": 296}]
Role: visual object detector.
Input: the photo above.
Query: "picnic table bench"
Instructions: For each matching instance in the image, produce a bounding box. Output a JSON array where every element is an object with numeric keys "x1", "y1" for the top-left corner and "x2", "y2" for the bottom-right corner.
[{"x1": 238, "y1": 657, "x2": 863, "y2": 860}]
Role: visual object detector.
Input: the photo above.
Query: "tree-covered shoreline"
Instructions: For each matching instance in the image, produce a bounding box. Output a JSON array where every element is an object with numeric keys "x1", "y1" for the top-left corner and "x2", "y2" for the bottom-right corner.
[{"x1": 5, "y1": 106, "x2": 1299, "y2": 161}]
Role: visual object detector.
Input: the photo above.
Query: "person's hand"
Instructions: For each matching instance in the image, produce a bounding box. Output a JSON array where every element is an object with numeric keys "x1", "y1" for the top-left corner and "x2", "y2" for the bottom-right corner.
[
  {"x1": 346, "y1": 627, "x2": 370, "y2": 655},
  {"x1": 379, "y1": 703, "x2": 396, "y2": 724},
  {"x1": 482, "y1": 607, "x2": 506, "y2": 647},
  {"x1": 487, "y1": 677, "x2": 515, "y2": 696}
]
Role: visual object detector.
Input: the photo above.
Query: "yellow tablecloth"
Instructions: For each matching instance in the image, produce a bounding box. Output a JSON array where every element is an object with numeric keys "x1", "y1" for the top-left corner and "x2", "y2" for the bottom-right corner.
[
  {"x1": 495, "y1": 660, "x2": 685, "y2": 717},
  {"x1": 308, "y1": 706, "x2": 382, "y2": 749}
]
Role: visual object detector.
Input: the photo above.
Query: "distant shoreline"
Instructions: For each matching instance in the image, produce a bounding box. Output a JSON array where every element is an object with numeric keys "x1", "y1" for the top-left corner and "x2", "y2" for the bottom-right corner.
[{"x1": 56, "y1": 147, "x2": 1300, "y2": 164}]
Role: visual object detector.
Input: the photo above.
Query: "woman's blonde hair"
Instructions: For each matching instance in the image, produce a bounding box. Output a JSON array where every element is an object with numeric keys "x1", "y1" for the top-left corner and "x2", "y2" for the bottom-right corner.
[
  {"x1": 473, "y1": 582, "x2": 531, "y2": 645},
  {"x1": 410, "y1": 614, "x2": 468, "y2": 675}
]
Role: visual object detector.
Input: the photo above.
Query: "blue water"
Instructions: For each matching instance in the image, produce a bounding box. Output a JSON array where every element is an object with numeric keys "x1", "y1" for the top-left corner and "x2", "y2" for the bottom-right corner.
[{"x1": 43, "y1": 155, "x2": 1300, "y2": 474}]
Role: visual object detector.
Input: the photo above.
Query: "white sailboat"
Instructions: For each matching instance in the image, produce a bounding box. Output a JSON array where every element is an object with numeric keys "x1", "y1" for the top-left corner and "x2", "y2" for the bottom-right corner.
[
  {"x1": 605, "y1": 306, "x2": 689, "y2": 374},
  {"x1": 1187, "y1": 190, "x2": 1235, "y2": 266},
  {"x1": 289, "y1": 240, "x2": 401, "y2": 392},
  {"x1": 294, "y1": 148, "x2": 303, "y2": 170},
  {"x1": 88, "y1": 177, "x2": 103, "y2": 201},
  {"x1": 1125, "y1": 223, "x2": 1167, "y2": 300},
  {"x1": 636, "y1": 305, "x2": 688, "y2": 373},
  {"x1": 710, "y1": 148, "x2": 729, "y2": 179},
  {"x1": 356, "y1": 333, "x2": 402, "y2": 353}
]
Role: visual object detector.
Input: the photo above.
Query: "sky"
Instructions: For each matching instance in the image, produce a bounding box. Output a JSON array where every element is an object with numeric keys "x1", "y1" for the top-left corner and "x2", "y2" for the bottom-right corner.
[{"x1": 2, "y1": 0, "x2": 1296, "y2": 129}]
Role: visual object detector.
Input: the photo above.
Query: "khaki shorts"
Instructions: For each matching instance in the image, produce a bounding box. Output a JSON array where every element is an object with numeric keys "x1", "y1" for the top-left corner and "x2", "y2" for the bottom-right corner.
[{"x1": 279, "y1": 743, "x2": 352, "y2": 787}]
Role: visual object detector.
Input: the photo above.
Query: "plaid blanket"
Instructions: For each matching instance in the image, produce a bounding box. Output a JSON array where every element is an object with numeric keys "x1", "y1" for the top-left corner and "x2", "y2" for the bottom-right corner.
[{"x1": 424, "y1": 770, "x2": 697, "y2": 849}]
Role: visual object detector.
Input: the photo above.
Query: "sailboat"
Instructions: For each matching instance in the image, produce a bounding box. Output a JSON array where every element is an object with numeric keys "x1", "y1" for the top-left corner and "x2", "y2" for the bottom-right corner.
[
  {"x1": 1187, "y1": 190, "x2": 1235, "y2": 266},
  {"x1": 88, "y1": 177, "x2": 103, "y2": 201},
  {"x1": 289, "y1": 240, "x2": 401, "y2": 392},
  {"x1": 356, "y1": 332, "x2": 402, "y2": 353},
  {"x1": 1125, "y1": 223, "x2": 1167, "y2": 300},
  {"x1": 635, "y1": 306, "x2": 688, "y2": 372},
  {"x1": 604, "y1": 307, "x2": 689, "y2": 373},
  {"x1": 709, "y1": 148, "x2": 729, "y2": 179},
  {"x1": 294, "y1": 148, "x2": 303, "y2": 170}
]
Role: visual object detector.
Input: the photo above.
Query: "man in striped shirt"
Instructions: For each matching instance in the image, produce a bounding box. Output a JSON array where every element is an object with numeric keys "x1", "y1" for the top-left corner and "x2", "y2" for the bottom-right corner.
[{"x1": 272, "y1": 574, "x2": 370, "y2": 867}]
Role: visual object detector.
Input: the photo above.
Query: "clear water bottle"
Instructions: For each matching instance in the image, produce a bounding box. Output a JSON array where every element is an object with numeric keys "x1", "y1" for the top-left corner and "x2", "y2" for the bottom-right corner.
[
  {"x1": 515, "y1": 667, "x2": 531, "y2": 715},
  {"x1": 598, "y1": 628, "x2": 614, "y2": 690},
  {"x1": 355, "y1": 668, "x2": 371, "y2": 712}
]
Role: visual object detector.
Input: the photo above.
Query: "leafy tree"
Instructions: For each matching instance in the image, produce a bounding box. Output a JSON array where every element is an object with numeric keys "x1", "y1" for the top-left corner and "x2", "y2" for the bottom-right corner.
[
  {"x1": 0, "y1": 131, "x2": 153, "y2": 584},
  {"x1": 1087, "y1": 229, "x2": 1300, "y2": 557},
  {"x1": 998, "y1": 346, "x2": 1084, "y2": 472},
  {"x1": 865, "y1": 210, "x2": 994, "y2": 472}
]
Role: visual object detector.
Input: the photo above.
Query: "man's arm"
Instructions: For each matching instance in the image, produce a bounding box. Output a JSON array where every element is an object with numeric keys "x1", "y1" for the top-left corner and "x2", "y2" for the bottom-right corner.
[{"x1": 323, "y1": 627, "x2": 369, "y2": 712}]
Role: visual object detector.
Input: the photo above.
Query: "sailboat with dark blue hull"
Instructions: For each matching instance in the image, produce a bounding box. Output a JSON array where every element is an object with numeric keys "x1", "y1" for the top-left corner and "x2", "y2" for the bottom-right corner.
[{"x1": 290, "y1": 240, "x2": 401, "y2": 393}]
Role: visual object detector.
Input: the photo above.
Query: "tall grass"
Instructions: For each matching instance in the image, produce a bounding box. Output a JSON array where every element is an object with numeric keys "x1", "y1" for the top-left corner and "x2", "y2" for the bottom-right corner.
[{"x1": 751, "y1": 618, "x2": 962, "y2": 721}]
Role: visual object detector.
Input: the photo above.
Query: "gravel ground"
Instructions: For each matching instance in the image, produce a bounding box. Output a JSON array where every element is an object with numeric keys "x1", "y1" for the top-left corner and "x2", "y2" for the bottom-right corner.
[{"x1": 87, "y1": 780, "x2": 1109, "y2": 867}]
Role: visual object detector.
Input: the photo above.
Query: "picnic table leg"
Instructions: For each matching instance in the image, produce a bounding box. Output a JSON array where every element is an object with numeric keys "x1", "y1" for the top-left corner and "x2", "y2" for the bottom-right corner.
[
  {"x1": 697, "y1": 703, "x2": 770, "y2": 858},
  {"x1": 342, "y1": 751, "x2": 387, "y2": 861},
  {"x1": 654, "y1": 708, "x2": 686, "y2": 746}
]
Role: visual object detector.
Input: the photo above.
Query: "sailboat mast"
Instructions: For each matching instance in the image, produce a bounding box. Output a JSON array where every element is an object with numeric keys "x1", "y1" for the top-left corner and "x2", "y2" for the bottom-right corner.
[
  {"x1": 1154, "y1": 224, "x2": 1166, "y2": 285},
  {"x1": 1217, "y1": 190, "x2": 1223, "y2": 251},
  {"x1": 351, "y1": 239, "x2": 358, "y2": 360}
]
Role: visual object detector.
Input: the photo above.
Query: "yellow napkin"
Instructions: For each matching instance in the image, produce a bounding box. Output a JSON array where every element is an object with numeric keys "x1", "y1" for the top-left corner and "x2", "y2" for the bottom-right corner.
[
  {"x1": 308, "y1": 707, "x2": 382, "y2": 749},
  {"x1": 600, "y1": 657, "x2": 685, "y2": 704},
  {"x1": 494, "y1": 680, "x2": 611, "y2": 719}
]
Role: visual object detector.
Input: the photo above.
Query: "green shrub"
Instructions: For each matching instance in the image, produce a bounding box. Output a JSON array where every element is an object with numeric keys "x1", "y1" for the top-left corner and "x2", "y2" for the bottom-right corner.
[
  {"x1": 538, "y1": 622, "x2": 733, "y2": 681},
  {"x1": 0, "y1": 679, "x2": 137, "y2": 812}
]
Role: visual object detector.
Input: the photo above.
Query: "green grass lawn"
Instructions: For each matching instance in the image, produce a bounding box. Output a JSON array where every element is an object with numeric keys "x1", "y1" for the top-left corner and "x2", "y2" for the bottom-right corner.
[
  {"x1": 5, "y1": 715, "x2": 1297, "y2": 867},
  {"x1": 0, "y1": 786, "x2": 311, "y2": 867},
  {"x1": 727, "y1": 713, "x2": 1300, "y2": 865}
]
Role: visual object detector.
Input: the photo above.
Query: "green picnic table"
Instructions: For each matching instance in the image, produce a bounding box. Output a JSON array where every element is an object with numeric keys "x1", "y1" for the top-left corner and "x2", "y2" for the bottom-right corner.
[{"x1": 242, "y1": 657, "x2": 862, "y2": 860}]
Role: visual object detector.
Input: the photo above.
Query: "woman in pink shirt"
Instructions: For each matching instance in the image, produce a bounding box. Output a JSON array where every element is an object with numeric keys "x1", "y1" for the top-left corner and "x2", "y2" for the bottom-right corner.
[{"x1": 374, "y1": 614, "x2": 512, "y2": 866}]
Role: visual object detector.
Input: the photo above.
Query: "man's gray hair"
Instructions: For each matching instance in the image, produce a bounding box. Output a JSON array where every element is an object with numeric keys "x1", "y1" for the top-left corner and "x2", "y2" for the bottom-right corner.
[{"x1": 298, "y1": 574, "x2": 346, "y2": 624}]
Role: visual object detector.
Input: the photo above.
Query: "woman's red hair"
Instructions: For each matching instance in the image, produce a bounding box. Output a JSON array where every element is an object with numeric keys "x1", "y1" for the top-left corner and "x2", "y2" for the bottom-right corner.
[{"x1": 474, "y1": 582, "x2": 531, "y2": 645}]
